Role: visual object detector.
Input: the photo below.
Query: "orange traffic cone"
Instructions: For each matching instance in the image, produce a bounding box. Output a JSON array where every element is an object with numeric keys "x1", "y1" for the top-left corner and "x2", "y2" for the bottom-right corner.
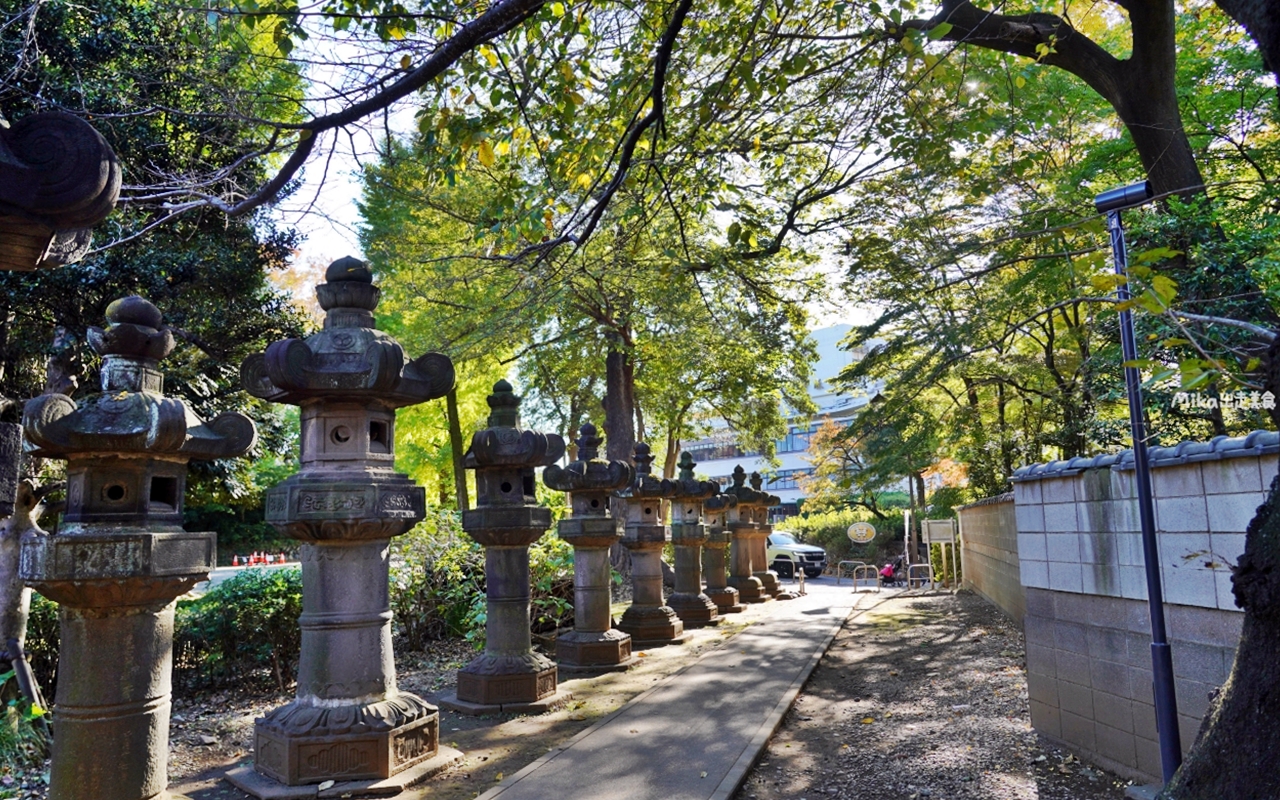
[{"x1": 233, "y1": 555, "x2": 239, "y2": 567}]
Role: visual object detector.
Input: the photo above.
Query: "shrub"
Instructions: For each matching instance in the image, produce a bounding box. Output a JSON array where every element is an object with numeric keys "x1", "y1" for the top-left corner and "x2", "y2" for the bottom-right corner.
[
  {"x1": 23, "y1": 593, "x2": 59, "y2": 698},
  {"x1": 174, "y1": 566, "x2": 302, "y2": 692},
  {"x1": 389, "y1": 511, "x2": 578, "y2": 649},
  {"x1": 390, "y1": 512, "x2": 486, "y2": 650},
  {"x1": 529, "y1": 535, "x2": 574, "y2": 634},
  {"x1": 930, "y1": 542, "x2": 963, "y2": 585},
  {"x1": 778, "y1": 507, "x2": 904, "y2": 566},
  {"x1": 0, "y1": 669, "x2": 48, "y2": 770}
]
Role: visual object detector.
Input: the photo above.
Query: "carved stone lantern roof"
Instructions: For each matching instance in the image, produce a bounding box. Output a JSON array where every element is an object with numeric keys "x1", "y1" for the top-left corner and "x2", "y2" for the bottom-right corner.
[
  {"x1": 462, "y1": 381, "x2": 565, "y2": 548},
  {"x1": 669, "y1": 451, "x2": 718, "y2": 503},
  {"x1": 749, "y1": 471, "x2": 781, "y2": 513},
  {"x1": 241, "y1": 257, "x2": 454, "y2": 408},
  {"x1": 618, "y1": 442, "x2": 673, "y2": 548},
  {"x1": 669, "y1": 451, "x2": 718, "y2": 546},
  {"x1": 464, "y1": 380, "x2": 565, "y2": 472},
  {"x1": 724, "y1": 465, "x2": 765, "y2": 508},
  {"x1": 542, "y1": 422, "x2": 632, "y2": 501},
  {"x1": 621, "y1": 443, "x2": 673, "y2": 502},
  {"x1": 24, "y1": 295, "x2": 256, "y2": 463},
  {"x1": 0, "y1": 111, "x2": 121, "y2": 271},
  {"x1": 544, "y1": 422, "x2": 632, "y2": 549}
]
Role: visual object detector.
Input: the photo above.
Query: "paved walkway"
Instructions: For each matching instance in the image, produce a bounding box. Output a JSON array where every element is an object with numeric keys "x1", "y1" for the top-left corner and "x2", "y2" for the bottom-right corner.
[{"x1": 477, "y1": 582, "x2": 880, "y2": 800}]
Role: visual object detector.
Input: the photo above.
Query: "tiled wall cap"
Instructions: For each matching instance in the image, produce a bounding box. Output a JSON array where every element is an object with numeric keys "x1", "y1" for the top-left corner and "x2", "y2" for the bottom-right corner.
[
  {"x1": 1012, "y1": 430, "x2": 1280, "y2": 482},
  {"x1": 955, "y1": 492, "x2": 1014, "y2": 511}
]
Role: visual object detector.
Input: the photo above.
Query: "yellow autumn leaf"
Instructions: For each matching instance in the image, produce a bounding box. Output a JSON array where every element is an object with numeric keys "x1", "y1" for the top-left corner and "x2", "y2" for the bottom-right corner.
[
  {"x1": 478, "y1": 140, "x2": 496, "y2": 167},
  {"x1": 861, "y1": 717, "x2": 875, "y2": 724}
]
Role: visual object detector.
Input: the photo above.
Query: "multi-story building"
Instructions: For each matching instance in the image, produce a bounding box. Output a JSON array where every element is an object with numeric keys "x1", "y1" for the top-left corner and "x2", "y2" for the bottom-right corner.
[{"x1": 681, "y1": 324, "x2": 874, "y2": 517}]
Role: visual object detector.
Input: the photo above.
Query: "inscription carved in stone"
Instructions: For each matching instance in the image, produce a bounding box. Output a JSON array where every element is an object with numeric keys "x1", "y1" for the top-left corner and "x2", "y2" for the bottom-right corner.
[
  {"x1": 301, "y1": 743, "x2": 373, "y2": 778},
  {"x1": 298, "y1": 492, "x2": 366, "y2": 513}
]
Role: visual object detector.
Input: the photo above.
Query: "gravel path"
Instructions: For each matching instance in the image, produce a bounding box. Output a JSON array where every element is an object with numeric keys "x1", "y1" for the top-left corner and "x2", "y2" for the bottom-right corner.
[{"x1": 733, "y1": 590, "x2": 1134, "y2": 800}]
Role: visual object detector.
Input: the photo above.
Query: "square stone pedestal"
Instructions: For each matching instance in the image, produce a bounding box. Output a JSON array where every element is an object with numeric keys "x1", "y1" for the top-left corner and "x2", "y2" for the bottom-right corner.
[
  {"x1": 226, "y1": 746, "x2": 463, "y2": 799},
  {"x1": 254, "y1": 714, "x2": 438, "y2": 786},
  {"x1": 556, "y1": 630, "x2": 639, "y2": 675},
  {"x1": 617, "y1": 605, "x2": 691, "y2": 648},
  {"x1": 457, "y1": 664, "x2": 557, "y2": 706},
  {"x1": 667, "y1": 594, "x2": 722, "y2": 628},
  {"x1": 436, "y1": 687, "x2": 574, "y2": 716},
  {"x1": 707, "y1": 587, "x2": 745, "y2": 614},
  {"x1": 730, "y1": 579, "x2": 768, "y2": 603}
]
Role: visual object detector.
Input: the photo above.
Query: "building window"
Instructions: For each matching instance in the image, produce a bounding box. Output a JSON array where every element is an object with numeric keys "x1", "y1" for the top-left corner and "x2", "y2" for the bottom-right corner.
[
  {"x1": 776, "y1": 423, "x2": 820, "y2": 454},
  {"x1": 764, "y1": 468, "x2": 812, "y2": 490}
]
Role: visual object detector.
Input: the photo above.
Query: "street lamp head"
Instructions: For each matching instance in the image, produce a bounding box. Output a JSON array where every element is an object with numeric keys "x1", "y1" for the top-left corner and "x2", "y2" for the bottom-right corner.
[{"x1": 1094, "y1": 180, "x2": 1153, "y2": 213}]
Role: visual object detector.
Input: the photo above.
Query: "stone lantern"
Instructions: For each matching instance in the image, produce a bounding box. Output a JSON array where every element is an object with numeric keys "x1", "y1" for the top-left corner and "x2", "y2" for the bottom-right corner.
[
  {"x1": 701, "y1": 490, "x2": 743, "y2": 614},
  {"x1": 0, "y1": 110, "x2": 120, "y2": 271},
  {"x1": 665, "y1": 452, "x2": 720, "y2": 627},
  {"x1": 617, "y1": 443, "x2": 688, "y2": 647},
  {"x1": 20, "y1": 296, "x2": 255, "y2": 800},
  {"x1": 724, "y1": 466, "x2": 766, "y2": 603},
  {"x1": 442, "y1": 380, "x2": 570, "y2": 713},
  {"x1": 750, "y1": 473, "x2": 794, "y2": 600},
  {"x1": 235, "y1": 257, "x2": 457, "y2": 791},
  {"x1": 543, "y1": 422, "x2": 637, "y2": 673}
]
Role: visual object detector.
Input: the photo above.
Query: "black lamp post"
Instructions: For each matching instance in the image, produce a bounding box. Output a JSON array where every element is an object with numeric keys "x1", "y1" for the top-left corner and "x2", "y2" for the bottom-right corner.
[{"x1": 1095, "y1": 180, "x2": 1181, "y2": 784}]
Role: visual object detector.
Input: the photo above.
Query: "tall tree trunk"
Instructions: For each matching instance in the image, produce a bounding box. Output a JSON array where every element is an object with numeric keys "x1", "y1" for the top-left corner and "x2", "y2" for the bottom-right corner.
[
  {"x1": 920, "y1": 0, "x2": 1204, "y2": 199},
  {"x1": 663, "y1": 430, "x2": 679, "y2": 479},
  {"x1": 0, "y1": 482, "x2": 44, "y2": 649},
  {"x1": 1213, "y1": 0, "x2": 1280, "y2": 91},
  {"x1": 603, "y1": 343, "x2": 637, "y2": 576},
  {"x1": 446, "y1": 386, "x2": 468, "y2": 512},
  {"x1": 1164, "y1": 467, "x2": 1280, "y2": 799}
]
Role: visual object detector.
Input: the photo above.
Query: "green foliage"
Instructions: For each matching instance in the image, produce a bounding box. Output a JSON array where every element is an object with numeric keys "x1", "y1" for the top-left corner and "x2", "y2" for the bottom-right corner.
[
  {"x1": 22, "y1": 594, "x2": 59, "y2": 700},
  {"x1": 778, "y1": 507, "x2": 903, "y2": 565},
  {"x1": 174, "y1": 567, "x2": 303, "y2": 693},
  {"x1": 388, "y1": 511, "x2": 578, "y2": 650},
  {"x1": 923, "y1": 486, "x2": 968, "y2": 520},
  {"x1": 0, "y1": 669, "x2": 48, "y2": 770},
  {"x1": 0, "y1": 0, "x2": 309, "y2": 500},
  {"x1": 835, "y1": 2, "x2": 1279, "y2": 498},
  {"x1": 929, "y1": 542, "x2": 962, "y2": 586},
  {"x1": 389, "y1": 513, "x2": 486, "y2": 650},
  {"x1": 529, "y1": 534, "x2": 575, "y2": 634}
]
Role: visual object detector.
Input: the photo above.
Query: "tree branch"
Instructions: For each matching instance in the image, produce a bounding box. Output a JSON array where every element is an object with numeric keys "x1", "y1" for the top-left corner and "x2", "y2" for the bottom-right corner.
[{"x1": 217, "y1": 0, "x2": 548, "y2": 217}]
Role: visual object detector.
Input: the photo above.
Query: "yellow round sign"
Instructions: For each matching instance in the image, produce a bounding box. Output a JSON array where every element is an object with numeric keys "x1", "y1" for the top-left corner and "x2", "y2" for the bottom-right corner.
[{"x1": 847, "y1": 522, "x2": 876, "y2": 544}]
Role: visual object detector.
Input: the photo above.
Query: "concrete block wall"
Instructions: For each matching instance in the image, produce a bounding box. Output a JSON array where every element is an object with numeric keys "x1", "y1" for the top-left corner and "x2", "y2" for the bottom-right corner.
[
  {"x1": 956, "y1": 494, "x2": 1024, "y2": 625},
  {"x1": 1009, "y1": 431, "x2": 1278, "y2": 784},
  {"x1": 1023, "y1": 587, "x2": 1242, "y2": 782}
]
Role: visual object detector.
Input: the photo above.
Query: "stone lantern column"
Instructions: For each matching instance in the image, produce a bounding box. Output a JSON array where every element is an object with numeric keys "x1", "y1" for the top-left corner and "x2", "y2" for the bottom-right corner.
[
  {"x1": 751, "y1": 475, "x2": 795, "y2": 600},
  {"x1": 235, "y1": 257, "x2": 458, "y2": 791},
  {"x1": 725, "y1": 466, "x2": 766, "y2": 603},
  {"x1": 747, "y1": 472, "x2": 785, "y2": 599},
  {"x1": 701, "y1": 492, "x2": 744, "y2": 614},
  {"x1": 666, "y1": 452, "x2": 720, "y2": 628},
  {"x1": 543, "y1": 422, "x2": 637, "y2": 674},
  {"x1": 441, "y1": 380, "x2": 571, "y2": 714},
  {"x1": 617, "y1": 443, "x2": 688, "y2": 647},
  {"x1": 20, "y1": 296, "x2": 255, "y2": 800}
]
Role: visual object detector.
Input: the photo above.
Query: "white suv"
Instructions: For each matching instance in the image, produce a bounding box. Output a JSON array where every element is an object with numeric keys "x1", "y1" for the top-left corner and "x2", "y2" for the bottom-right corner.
[{"x1": 766, "y1": 532, "x2": 827, "y2": 579}]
